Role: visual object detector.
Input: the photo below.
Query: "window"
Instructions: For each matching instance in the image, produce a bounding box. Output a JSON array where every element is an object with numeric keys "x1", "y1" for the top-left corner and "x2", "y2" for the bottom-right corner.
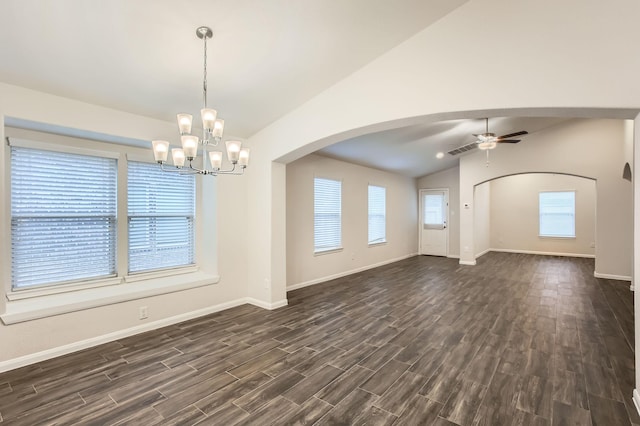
[
  {"x1": 539, "y1": 191, "x2": 575, "y2": 237},
  {"x1": 128, "y1": 161, "x2": 196, "y2": 273},
  {"x1": 10, "y1": 147, "x2": 117, "y2": 289},
  {"x1": 423, "y1": 193, "x2": 446, "y2": 229},
  {"x1": 314, "y1": 177, "x2": 342, "y2": 253},
  {"x1": 368, "y1": 185, "x2": 386, "y2": 244}
]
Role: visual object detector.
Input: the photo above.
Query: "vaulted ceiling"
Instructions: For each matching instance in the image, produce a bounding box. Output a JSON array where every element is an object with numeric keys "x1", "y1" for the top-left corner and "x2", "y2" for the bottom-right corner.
[
  {"x1": 0, "y1": 1, "x2": 580, "y2": 178},
  {"x1": 0, "y1": 0, "x2": 466, "y2": 139}
]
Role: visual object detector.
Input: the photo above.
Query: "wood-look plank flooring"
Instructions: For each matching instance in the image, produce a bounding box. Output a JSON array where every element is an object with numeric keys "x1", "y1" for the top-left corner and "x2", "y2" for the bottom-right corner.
[{"x1": 0, "y1": 253, "x2": 636, "y2": 425}]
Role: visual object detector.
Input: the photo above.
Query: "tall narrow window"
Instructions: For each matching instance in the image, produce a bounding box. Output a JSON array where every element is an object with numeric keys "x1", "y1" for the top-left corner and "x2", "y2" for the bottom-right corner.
[
  {"x1": 314, "y1": 177, "x2": 342, "y2": 253},
  {"x1": 10, "y1": 147, "x2": 117, "y2": 289},
  {"x1": 539, "y1": 191, "x2": 575, "y2": 237},
  {"x1": 128, "y1": 162, "x2": 195, "y2": 273},
  {"x1": 368, "y1": 185, "x2": 386, "y2": 245}
]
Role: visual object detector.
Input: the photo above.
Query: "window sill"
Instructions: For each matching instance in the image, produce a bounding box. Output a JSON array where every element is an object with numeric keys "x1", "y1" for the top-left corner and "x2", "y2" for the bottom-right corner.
[
  {"x1": 538, "y1": 235, "x2": 576, "y2": 239},
  {"x1": 1, "y1": 271, "x2": 220, "y2": 325},
  {"x1": 314, "y1": 247, "x2": 343, "y2": 256},
  {"x1": 368, "y1": 241, "x2": 387, "y2": 247}
]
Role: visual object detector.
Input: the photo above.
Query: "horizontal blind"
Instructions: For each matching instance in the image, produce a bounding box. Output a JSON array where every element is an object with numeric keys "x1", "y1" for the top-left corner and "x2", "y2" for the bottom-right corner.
[
  {"x1": 128, "y1": 161, "x2": 195, "y2": 273},
  {"x1": 11, "y1": 147, "x2": 117, "y2": 289},
  {"x1": 314, "y1": 177, "x2": 341, "y2": 252},
  {"x1": 368, "y1": 185, "x2": 386, "y2": 244},
  {"x1": 539, "y1": 191, "x2": 575, "y2": 237}
]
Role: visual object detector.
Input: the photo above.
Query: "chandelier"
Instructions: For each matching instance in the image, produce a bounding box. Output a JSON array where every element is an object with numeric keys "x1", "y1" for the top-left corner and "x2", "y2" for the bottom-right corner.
[{"x1": 151, "y1": 26, "x2": 249, "y2": 175}]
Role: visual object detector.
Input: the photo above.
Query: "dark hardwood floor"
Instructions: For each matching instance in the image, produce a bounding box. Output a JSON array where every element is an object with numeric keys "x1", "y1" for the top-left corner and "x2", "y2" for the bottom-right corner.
[{"x1": 0, "y1": 253, "x2": 636, "y2": 425}]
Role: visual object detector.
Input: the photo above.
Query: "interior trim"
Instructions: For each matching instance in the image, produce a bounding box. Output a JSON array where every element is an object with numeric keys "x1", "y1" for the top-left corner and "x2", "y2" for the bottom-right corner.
[
  {"x1": 0, "y1": 297, "x2": 248, "y2": 373},
  {"x1": 286, "y1": 253, "x2": 418, "y2": 291}
]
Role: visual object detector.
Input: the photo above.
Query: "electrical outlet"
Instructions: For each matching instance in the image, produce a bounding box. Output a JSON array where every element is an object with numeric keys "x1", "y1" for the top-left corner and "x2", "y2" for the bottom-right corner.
[{"x1": 139, "y1": 306, "x2": 148, "y2": 320}]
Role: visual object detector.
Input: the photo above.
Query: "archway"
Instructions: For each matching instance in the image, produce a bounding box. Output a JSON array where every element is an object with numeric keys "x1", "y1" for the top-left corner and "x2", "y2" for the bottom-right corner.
[{"x1": 473, "y1": 173, "x2": 597, "y2": 260}]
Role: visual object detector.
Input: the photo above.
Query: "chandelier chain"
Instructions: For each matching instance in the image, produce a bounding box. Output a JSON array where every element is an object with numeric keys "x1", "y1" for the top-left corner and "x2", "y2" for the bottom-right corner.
[{"x1": 203, "y1": 33, "x2": 208, "y2": 109}]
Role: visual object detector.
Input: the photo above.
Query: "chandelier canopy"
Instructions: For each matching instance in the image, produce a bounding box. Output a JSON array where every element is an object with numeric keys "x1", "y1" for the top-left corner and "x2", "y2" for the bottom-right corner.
[{"x1": 151, "y1": 26, "x2": 249, "y2": 175}]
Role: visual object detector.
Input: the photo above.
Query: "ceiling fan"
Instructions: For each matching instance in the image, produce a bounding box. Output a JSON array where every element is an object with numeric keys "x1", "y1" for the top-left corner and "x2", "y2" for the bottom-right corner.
[{"x1": 448, "y1": 118, "x2": 528, "y2": 156}]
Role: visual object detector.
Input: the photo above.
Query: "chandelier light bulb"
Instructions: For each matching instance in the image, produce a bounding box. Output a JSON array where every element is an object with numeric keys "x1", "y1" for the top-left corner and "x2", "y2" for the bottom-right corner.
[
  {"x1": 181, "y1": 135, "x2": 199, "y2": 159},
  {"x1": 212, "y1": 119, "x2": 225, "y2": 139},
  {"x1": 151, "y1": 140, "x2": 170, "y2": 163},
  {"x1": 238, "y1": 148, "x2": 250, "y2": 167},
  {"x1": 201, "y1": 108, "x2": 218, "y2": 132},
  {"x1": 177, "y1": 114, "x2": 193, "y2": 135},
  {"x1": 171, "y1": 148, "x2": 186, "y2": 167},
  {"x1": 209, "y1": 151, "x2": 223, "y2": 170},
  {"x1": 225, "y1": 140, "x2": 242, "y2": 163}
]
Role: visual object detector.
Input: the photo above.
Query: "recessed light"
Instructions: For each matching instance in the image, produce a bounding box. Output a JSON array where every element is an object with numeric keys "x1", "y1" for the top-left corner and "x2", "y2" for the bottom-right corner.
[{"x1": 436, "y1": 152, "x2": 444, "y2": 159}]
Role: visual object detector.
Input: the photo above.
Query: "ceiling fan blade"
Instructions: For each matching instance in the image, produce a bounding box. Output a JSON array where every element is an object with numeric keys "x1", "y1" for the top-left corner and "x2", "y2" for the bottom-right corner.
[
  {"x1": 497, "y1": 139, "x2": 521, "y2": 143},
  {"x1": 497, "y1": 130, "x2": 528, "y2": 139},
  {"x1": 447, "y1": 142, "x2": 478, "y2": 156}
]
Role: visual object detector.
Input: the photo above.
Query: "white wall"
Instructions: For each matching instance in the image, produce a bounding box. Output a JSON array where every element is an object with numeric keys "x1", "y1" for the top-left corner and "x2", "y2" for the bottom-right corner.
[
  {"x1": 474, "y1": 181, "x2": 491, "y2": 257},
  {"x1": 0, "y1": 83, "x2": 249, "y2": 367},
  {"x1": 239, "y1": 0, "x2": 640, "y2": 412},
  {"x1": 459, "y1": 119, "x2": 632, "y2": 277},
  {"x1": 286, "y1": 154, "x2": 418, "y2": 288},
  {"x1": 417, "y1": 166, "x2": 460, "y2": 257},
  {"x1": 245, "y1": 0, "x2": 640, "y2": 311},
  {"x1": 4, "y1": 0, "x2": 640, "y2": 400},
  {"x1": 490, "y1": 174, "x2": 596, "y2": 257}
]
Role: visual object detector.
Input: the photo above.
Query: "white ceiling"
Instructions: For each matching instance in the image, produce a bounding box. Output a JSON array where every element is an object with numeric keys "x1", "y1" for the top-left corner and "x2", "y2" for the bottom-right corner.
[
  {"x1": 318, "y1": 117, "x2": 573, "y2": 178},
  {"x1": 0, "y1": 0, "x2": 467, "y2": 138},
  {"x1": 0, "y1": 2, "x2": 581, "y2": 179}
]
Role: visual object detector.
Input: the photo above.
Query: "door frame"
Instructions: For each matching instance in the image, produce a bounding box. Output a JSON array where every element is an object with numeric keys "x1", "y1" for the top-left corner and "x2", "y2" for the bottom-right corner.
[{"x1": 419, "y1": 188, "x2": 450, "y2": 256}]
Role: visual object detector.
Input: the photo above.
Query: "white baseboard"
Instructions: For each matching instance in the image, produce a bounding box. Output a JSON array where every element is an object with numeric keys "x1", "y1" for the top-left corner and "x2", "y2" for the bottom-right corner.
[
  {"x1": 475, "y1": 248, "x2": 491, "y2": 258},
  {"x1": 594, "y1": 272, "x2": 633, "y2": 282},
  {"x1": 0, "y1": 297, "x2": 280, "y2": 374},
  {"x1": 246, "y1": 297, "x2": 288, "y2": 310},
  {"x1": 633, "y1": 389, "x2": 640, "y2": 417},
  {"x1": 459, "y1": 260, "x2": 477, "y2": 266},
  {"x1": 490, "y1": 248, "x2": 595, "y2": 259},
  {"x1": 446, "y1": 254, "x2": 460, "y2": 259},
  {"x1": 287, "y1": 253, "x2": 418, "y2": 291}
]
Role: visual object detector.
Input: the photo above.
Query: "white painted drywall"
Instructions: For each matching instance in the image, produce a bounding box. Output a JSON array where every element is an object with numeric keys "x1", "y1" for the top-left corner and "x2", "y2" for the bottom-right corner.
[
  {"x1": 625, "y1": 115, "x2": 640, "y2": 408},
  {"x1": 240, "y1": 0, "x2": 640, "y2": 412},
  {"x1": 286, "y1": 154, "x2": 418, "y2": 288},
  {"x1": 0, "y1": 83, "x2": 249, "y2": 364},
  {"x1": 459, "y1": 119, "x2": 631, "y2": 277},
  {"x1": 490, "y1": 174, "x2": 596, "y2": 256},
  {"x1": 474, "y1": 182, "x2": 491, "y2": 257},
  {"x1": 417, "y1": 166, "x2": 460, "y2": 258},
  {"x1": 245, "y1": 0, "x2": 640, "y2": 311}
]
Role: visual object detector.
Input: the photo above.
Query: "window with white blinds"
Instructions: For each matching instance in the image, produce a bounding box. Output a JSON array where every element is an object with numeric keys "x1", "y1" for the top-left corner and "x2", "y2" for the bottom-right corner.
[
  {"x1": 314, "y1": 177, "x2": 342, "y2": 253},
  {"x1": 368, "y1": 185, "x2": 386, "y2": 245},
  {"x1": 539, "y1": 191, "x2": 575, "y2": 237},
  {"x1": 128, "y1": 161, "x2": 195, "y2": 273},
  {"x1": 10, "y1": 147, "x2": 117, "y2": 290}
]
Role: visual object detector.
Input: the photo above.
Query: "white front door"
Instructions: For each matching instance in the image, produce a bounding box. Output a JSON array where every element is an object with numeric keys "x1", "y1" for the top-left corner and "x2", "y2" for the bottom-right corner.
[{"x1": 420, "y1": 189, "x2": 449, "y2": 256}]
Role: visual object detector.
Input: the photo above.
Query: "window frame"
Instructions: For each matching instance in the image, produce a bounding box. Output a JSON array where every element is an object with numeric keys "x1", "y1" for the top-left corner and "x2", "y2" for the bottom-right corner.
[
  {"x1": 313, "y1": 177, "x2": 343, "y2": 254},
  {"x1": 538, "y1": 190, "x2": 576, "y2": 238},
  {"x1": 1, "y1": 130, "x2": 219, "y2": 324},
  {"x1": 127, "y1": 160, "x2": 196, "y2": 275},
  {"x1": 367, "y1": 184, "x2": 386, "y2": 246}
]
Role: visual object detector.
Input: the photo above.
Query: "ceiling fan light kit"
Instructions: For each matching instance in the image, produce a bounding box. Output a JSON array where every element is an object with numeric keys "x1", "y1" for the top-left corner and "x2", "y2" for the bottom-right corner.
[
  {"x1": 448, "y1": 118, "x2": 529, "y2": 157},
  {"x1": 151, "y1": 26, "x2": 249, "y2": 176}
]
